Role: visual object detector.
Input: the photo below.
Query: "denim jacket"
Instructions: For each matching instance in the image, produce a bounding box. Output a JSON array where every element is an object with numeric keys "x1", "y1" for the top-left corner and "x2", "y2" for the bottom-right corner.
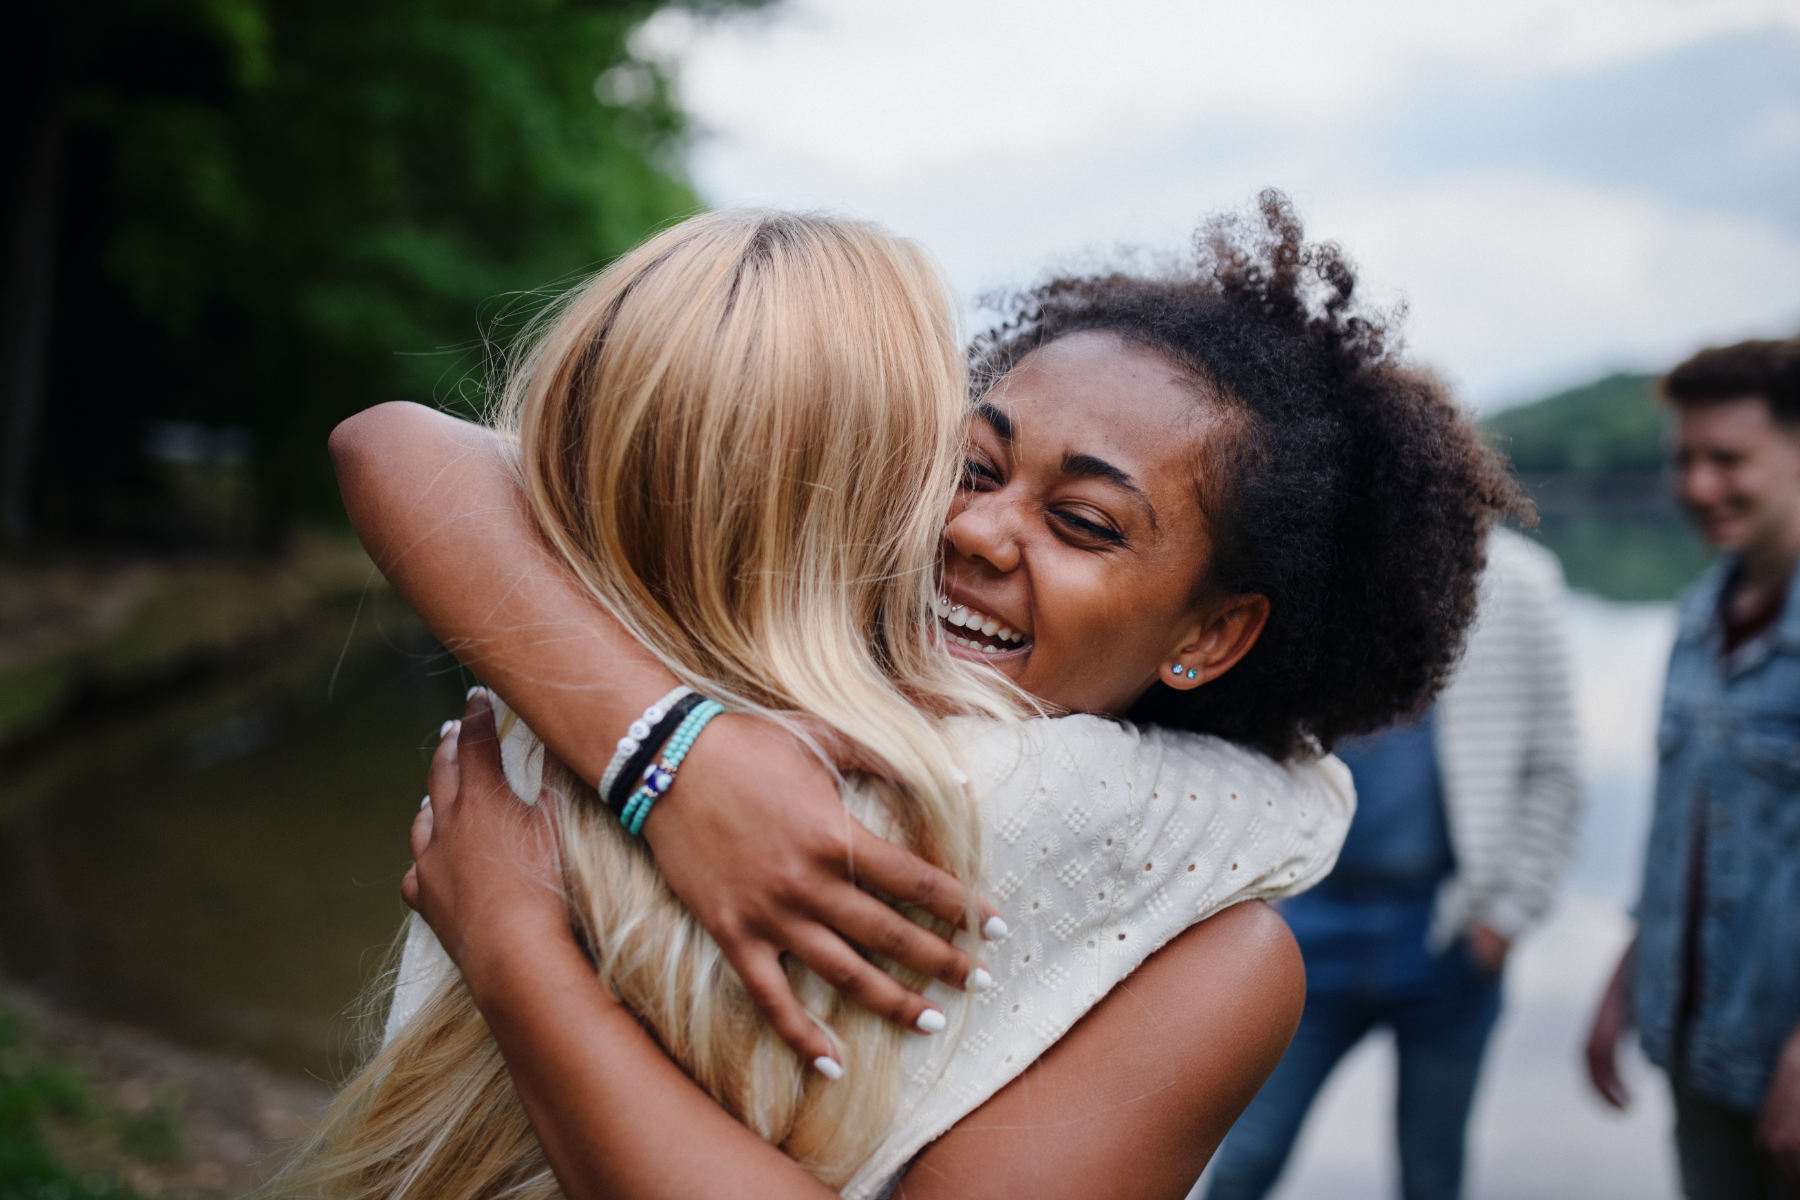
[{"x1": 1635, "y1": 554, "x2": 1800, "y2": 1113}]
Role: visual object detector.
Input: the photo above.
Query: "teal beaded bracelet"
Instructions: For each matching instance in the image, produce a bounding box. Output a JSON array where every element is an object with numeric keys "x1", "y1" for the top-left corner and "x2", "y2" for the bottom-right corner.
[{"x1": 620, "y1": 699, "x2": 725, "y2": 835}]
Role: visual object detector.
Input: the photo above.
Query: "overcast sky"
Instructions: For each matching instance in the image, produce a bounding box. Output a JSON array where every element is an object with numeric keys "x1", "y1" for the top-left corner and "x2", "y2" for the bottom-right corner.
[{"x1": 641, "y1": 0, "x2": 1800, "y2": 410}]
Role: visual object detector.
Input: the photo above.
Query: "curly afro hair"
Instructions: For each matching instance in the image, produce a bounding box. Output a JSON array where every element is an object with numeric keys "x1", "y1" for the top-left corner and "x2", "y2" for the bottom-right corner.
[{"x1": 969, "y1": 191, "x2": 1525, "y2": 760}]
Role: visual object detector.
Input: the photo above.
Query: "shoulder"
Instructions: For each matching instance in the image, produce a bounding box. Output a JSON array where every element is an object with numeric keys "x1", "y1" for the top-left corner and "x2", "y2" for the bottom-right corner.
[
  {"x1": 952, "y1": 715, "x2": 1354, "y2": 900},
  {"x1": 1676, "y1": 557, "x2": 1732, "y2": 628},
  {"x1": 958, "y1": 713, "x2": 1350, "y2": 785},
  {"x1": 953, "y1": 715, "x2": 1352, "y2": 823}
]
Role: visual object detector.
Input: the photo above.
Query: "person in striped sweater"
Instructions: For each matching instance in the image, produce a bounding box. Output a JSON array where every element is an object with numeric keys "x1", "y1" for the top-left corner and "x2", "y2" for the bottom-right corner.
[{"x1": 1205, "y1": 526, "x2": 1583, "y2": 1200}]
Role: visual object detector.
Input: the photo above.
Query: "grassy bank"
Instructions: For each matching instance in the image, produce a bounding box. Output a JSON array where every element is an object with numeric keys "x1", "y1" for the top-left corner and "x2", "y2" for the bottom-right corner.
[
  {"x1": 1, "y1": 988, "x2": 328, "y2": 1198},
  {"x1": 0, "y1": 535, "x2": 383, "y2": 750}
]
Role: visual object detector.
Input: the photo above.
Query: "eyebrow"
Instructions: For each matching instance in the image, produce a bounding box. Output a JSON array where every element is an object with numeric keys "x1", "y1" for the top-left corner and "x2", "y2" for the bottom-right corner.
[
  {"x1": 1061, "y1": 452, "x2": 1158, "y2": 528},
  {"x1": 972, "y1": 402, "x2": 1014, "y2": 442}
]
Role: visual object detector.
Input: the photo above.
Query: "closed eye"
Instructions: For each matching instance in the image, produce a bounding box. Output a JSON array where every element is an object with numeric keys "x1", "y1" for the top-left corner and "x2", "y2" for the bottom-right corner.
[
  {"x1": 962, "y1": 458, "x2": 1003, "y2": 489},
  {"x1": 1051, "y1": 509, "x2": 1125, "y2": 546}
]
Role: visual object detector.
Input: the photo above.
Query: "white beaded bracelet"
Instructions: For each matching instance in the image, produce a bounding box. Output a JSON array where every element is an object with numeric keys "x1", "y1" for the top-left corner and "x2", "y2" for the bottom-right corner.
[{"x1": 600, "y1": 686, "x2": 693, "y2": 798}]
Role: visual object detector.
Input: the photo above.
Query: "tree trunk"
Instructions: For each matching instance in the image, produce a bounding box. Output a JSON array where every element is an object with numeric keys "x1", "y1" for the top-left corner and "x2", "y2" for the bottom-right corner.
[{"x1": 0, "y1": 97, "x2": 65, "y2": 551}]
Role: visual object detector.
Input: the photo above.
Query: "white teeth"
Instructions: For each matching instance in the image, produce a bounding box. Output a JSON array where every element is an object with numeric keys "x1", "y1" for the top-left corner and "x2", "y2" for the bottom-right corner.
[
  {"x1": 981, "y1": 619, "x2": 999, "y2": 636},
  {"x1": 934, "y1": 596, "x2": 949, "y2": 617},
  {"x1": 997, "y1": 627, "x2": 1014, "y2": 642},
  {"x1": 981, "y1": 644, "x2": 997, "y2": 654},
  {"x1": 948, "y1": 609, "x2": 968, "y2": 628}
]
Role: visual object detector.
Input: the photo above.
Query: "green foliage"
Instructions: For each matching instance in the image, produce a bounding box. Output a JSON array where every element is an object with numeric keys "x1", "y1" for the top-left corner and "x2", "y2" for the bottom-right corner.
[
  {"x1": 111, "y1": 1089, "x2": 180, "y2": 1167},
  {"x1": 0, "y1": 1008, "x2": 139, "y2": 1200},
  {"x1": 35, "y1": 0, "x2": 762, "y2": 542},
  {"x1": 1482, "y1": 372, "x2": 1665, "y2": 476}
]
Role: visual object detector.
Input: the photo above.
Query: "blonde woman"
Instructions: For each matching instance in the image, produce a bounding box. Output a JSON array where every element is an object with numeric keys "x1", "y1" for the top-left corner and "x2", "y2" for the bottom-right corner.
[{"x1": 321, "y1": 199, "x2": 1517, "y2": 1197}]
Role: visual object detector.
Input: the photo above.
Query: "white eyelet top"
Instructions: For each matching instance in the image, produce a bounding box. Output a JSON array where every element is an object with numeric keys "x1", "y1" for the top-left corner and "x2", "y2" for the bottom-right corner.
[{"x1": 386, "y1": 703, "x2": 1355, "y2": 1199}]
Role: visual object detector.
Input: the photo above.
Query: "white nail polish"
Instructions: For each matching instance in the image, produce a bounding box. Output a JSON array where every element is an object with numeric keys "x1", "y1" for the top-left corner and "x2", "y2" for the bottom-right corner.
[
  {"x1": 916, "y1": 1009, "x2": 947, "y2": 1034},
  {"x1": 421, "y1": 795, "x2": 432, "y2": 809},
  {"x1": 812, "y1": 1056, "x2": 844, "y2": 1080},
  {"x1": 966, "y1": 968, "x2": 994, "y2": 992},
  {"x1": 983, "y1": 916, "x2": 1009, "y2": 940},
  {"x1": 466, "y1": 685, "x2": 483, "y2": 700},
  {"x1": 439, "y1": 720, "x2": 455, "y2": 738}
]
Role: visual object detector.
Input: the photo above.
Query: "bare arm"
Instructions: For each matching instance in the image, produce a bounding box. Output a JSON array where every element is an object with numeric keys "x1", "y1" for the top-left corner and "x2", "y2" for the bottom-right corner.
[
  {"x1": 1585, "y1": 940, "x2": 1636, "y2": 1108},
  {"x1": 407, "y1": 695, "x2": 1304, "y2": 1200},
  {"x1": 331, "y1": 403, "x2": 987, "y2": 1063},
  {"x1": 899, "y1": 900, "x2": 1302, "y2": 1199}
]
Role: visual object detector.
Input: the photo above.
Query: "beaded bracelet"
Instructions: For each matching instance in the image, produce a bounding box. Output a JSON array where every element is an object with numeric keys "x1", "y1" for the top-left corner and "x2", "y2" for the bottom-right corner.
[
  {"x1": 606, "y1": 692, "x2": 707, "y2": 815},
  {"x1": 599, "y1": 686, "x2": 694, "y2": 799},
  {"x1": 620, "y1": 699, "x2": 726, "y2": 835}
]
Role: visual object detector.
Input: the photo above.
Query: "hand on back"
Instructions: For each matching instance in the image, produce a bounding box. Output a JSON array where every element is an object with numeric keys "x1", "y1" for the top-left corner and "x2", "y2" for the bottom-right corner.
[
  {"x1": 643, "y1": 713, "x2": 999, "y2": 1066},
  {"x1": 404, "y1": 690, "x2": 565, "y2": 991}
]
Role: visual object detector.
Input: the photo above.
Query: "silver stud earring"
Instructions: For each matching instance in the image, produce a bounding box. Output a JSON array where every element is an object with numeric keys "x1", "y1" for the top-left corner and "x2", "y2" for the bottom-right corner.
[{"x1": 1186, "y1": 668, "x2": 1198, "y2": 680}]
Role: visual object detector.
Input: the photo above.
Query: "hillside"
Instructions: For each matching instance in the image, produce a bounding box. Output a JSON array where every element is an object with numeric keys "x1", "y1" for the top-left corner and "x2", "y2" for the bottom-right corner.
[
  {"x1": 1482, "y1": 372, "x2": 1663, "y2": 476},
  {"x1": 1480, "y1": 370, "x2": 1712, "y2": 600}
]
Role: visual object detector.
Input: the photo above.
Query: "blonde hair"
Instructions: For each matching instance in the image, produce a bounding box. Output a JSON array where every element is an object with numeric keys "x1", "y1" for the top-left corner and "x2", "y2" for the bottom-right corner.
[{"x1": 277, "y1": 210, "x2": 1027, "y2": 1199}]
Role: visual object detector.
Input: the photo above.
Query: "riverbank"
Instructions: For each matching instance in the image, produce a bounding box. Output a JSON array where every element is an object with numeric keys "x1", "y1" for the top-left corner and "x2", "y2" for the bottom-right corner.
[
  {"x1": 2, "y1": 984, "x2": 331, "y2": 1197},
  {"x1": 0, "y1": 535, "x2": 436, "y2": 1196},
  {"x1": 0, "y1": 533, "x2": 383, "y2": 750}
]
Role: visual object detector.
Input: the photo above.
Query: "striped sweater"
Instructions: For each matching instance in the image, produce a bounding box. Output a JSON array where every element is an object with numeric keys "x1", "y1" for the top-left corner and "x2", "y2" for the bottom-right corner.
[{"x1": 1429, "y1": 527, "x2": 1584, "y2": 949}]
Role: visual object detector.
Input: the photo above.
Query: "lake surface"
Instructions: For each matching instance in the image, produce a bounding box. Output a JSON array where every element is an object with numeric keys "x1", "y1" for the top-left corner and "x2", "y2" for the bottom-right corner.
[{"x1": 0, "y1": 592, "x2": 469, "y2": 1078}]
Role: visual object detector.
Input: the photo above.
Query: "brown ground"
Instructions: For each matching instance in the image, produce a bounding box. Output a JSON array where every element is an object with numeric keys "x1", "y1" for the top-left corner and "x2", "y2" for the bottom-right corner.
[{"x1": 5, "y1": 986, "x2": 333, "y2": 1197}]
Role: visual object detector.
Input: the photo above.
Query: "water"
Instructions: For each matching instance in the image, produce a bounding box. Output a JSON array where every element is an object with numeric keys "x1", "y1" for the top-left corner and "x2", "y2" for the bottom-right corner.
[
  {"x1": 1527, "y1": 510, "x2": 1713, "y2": 604},
  {"x1": 0, "y1": 592, "x2": 469, "y2": 1078}
]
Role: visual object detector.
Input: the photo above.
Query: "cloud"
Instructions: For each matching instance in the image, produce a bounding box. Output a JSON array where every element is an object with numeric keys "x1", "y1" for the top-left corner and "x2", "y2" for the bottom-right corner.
[{"x1": 666, "y1": 5, "x2": 1800, "y2": 407}]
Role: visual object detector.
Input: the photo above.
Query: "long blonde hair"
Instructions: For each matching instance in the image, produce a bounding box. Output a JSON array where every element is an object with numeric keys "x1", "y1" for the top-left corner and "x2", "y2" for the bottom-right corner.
[{"x1": 279, "y1": 210, "x2": 1027, "y2": 1199}]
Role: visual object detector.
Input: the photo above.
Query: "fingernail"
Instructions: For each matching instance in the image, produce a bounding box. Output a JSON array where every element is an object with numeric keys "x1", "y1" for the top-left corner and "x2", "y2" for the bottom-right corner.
[
  {"x1": 421, "y1": 795, "x2": 432, "y2": 809},
  {"x1": 966, "y1": 967, "x2": 993, "y2": 992},
  {"x1": 812, "y1": 1056, "x2": 844, "y2": 1080},
  {"x1": 439, "y1": 720, "x2": 455, "y2": 738},
  {"x1": 983, "y1": 916, "x2": 1009, "y2": 940},
  {"x1": 466, "y1": 685, "x2": 483, "y2": 700},
  {"x1": 916, "y1": 1009, "x2": 946, "y2": 1034}
]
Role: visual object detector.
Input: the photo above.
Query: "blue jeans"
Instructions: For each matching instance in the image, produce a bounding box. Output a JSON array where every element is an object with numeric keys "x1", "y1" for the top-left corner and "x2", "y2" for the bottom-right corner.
[{"x1": 1205, "y1": 891, "x2": 1503, "y2": 1200}]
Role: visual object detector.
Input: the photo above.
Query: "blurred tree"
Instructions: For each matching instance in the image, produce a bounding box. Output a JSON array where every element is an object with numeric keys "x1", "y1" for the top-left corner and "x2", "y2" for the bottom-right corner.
[
  {"x1": 1483, "y1": 372, "x2": 1664, "y2": 477},
  {"x1": 0, "y1": 0, "x2": 761, "y2": 549}
]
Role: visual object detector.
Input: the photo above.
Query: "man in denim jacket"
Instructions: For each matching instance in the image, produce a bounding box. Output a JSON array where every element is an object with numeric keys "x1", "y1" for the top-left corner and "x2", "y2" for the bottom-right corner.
[{"x1": 1587, "y1": 337, "x2": 1800, "y2": 1199}]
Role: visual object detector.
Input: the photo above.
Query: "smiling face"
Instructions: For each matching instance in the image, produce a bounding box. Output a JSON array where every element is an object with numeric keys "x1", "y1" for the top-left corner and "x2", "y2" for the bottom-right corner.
[
  {"x1": 936, "y1": 330, "x2": 1266, "y2": 717},
  {"x1": 1672, "y1": 396, "x2": 1800, "y2": 562}
]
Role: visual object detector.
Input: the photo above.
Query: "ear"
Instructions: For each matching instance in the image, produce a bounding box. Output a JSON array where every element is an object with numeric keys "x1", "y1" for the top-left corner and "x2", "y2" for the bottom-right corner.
[{"x1": 1162, "y1": 594, "x2": 1270, "y2": 690}]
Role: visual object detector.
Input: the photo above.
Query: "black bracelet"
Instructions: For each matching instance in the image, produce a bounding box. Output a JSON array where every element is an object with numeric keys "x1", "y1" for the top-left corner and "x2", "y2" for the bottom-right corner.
[{"x1": 606, "y1": 691, "x2": 707, "y2": 816}]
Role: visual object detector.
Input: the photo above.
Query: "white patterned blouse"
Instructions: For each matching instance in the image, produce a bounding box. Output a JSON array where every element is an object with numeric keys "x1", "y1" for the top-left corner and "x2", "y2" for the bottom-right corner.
[{"x1": 385, "y1": 703, "x2": 1355, "y2": 1200}]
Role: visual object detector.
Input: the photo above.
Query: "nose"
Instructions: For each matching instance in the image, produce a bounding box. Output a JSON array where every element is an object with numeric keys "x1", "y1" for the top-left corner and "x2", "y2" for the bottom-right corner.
[
  {"x1": 945, "y1": 495, "x2": 1022, "y2": 575},
  {"x1": 1676, "y1": 459, "x2": 1721, "y2": 508}
]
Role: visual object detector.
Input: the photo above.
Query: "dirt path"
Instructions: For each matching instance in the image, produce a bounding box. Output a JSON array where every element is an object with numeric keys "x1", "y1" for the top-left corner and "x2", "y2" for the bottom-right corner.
[{"x1": 5, "y1": 986, "x2": 334, "y2": 1197}]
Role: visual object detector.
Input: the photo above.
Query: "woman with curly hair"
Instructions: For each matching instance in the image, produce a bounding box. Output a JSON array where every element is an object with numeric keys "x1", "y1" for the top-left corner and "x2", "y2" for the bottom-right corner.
[{"x1": 323, "y1": 192, "x2": 1519, "y2": 1199}]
